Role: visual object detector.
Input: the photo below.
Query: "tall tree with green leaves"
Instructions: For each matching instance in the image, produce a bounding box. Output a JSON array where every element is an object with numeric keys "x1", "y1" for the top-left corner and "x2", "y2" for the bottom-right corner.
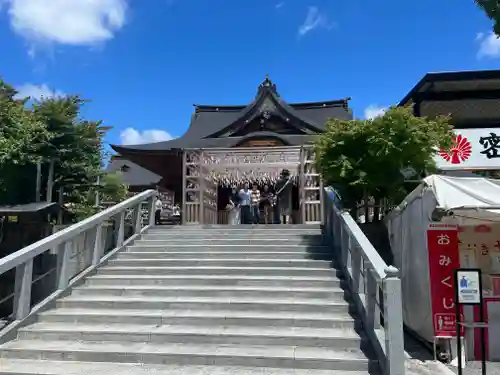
[
  {"x1": 476, "y1": 0, "x2": 500, "y2": 36},
  {"x1": 33, "y1": 96, "x2": 125, "y2": 219},
  {"x1": 33, "y1": 96, "x2": 104, "y2": 194},
  {"x1": 314, "y1": 106, "x2": 454, "y2": 211},
  {"x1": 0, "y1": 77, "x2": 127, "y2": 219},
  {"x1": 0, "y1": 79, "x2": 51, "y2": 202}
]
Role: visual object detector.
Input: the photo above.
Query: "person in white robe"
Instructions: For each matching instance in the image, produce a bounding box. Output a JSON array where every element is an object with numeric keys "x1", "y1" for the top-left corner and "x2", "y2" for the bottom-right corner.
[{"x1": 228, "y1": 187, "x2": 241, "y2": 225}]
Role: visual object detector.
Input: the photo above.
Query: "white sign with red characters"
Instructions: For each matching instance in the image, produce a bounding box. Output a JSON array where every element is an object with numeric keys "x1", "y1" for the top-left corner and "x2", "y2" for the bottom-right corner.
[{"x1": 437, "y1": 128, "x2": 500, "y2": 170}]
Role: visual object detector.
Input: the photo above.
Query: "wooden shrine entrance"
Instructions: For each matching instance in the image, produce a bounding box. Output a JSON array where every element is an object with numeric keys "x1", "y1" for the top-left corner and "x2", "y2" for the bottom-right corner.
[{"x1": 181, "y1": 146, "x2": 322, "y2": 225}]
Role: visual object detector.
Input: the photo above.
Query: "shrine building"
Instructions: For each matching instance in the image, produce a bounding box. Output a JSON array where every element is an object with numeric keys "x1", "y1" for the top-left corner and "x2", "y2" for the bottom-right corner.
[{"x1": 111, "y1": 76, "x2": 353, "y2": 224}]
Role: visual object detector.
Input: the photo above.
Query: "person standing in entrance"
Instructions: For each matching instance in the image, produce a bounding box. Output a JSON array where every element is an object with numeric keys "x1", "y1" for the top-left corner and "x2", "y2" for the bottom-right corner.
[
  {"x1": 228, "y1": 187, "x2": 241, "y2": 225},
  {"x1": 260, "y1": 184, "x2": 273, "y2": 224},
  {"x1": 238, "y1": 182, "x2": 252, "y2": 224},
  {"x1": 250, "y1": 184, "x2": 261, "y2": 224},
  {"x1": 154, "y1": 195, "x2": 163, "y2": 225},
  {"x1": 275, "y1": 169, "x2": 292, "y2": 224}
]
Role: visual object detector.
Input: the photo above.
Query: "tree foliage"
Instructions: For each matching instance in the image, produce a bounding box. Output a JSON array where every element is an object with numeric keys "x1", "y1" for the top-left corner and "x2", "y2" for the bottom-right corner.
[
  {"x1": 0, "y1": 81, "x2": 50, "y2": 200},
  {"x1": 33, "y1": 97, "x2": 105, "y2": 191},
  {"x1": 71, "y1": 171, "x2": 129, "y2": 221},
  {"x1": 476, "y1": 0, "x2": 500, "y2": 36},
  {"x1": 0, "y1": 77, "x2": 127, "y2": 220},
  {"x1": 314, "y1": 106, "x2": 454, "y2": 209}
]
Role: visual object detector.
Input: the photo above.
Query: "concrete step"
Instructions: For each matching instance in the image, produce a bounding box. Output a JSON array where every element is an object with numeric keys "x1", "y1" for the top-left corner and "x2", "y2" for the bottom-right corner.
[
  {"x1": 56, "y1": 296, "x2": 352, "y2": 314},
  {"x1": 143, "y1": 233, "x2": 323, "y2": 239},
  {"x1": 85, "y1": 274, "x2": 342, "y2": 288},
  {"x1": 18, "y1": 322, "x2": 365, "y2": 348},
  {"x1": 117, "y1": 251, "x2": 331, "y2": 260},
  {"x1": 136, "y1": 237, "x2": 325, "y2": 245},
  {"x1": 126, "y1": 244, "x2": 330, "y2": 253},
  {"x1": 106, "y1": 258, "x2": 333, "y2": 269},
  {"x1": 0, "y1": 359, "x2": 377, "y2": 375},
  {"x1": 97, "y1": 266, "x2": 336, "y2": 277},
  {"x1": 0, "y1": 339, "x2": 376, "y2": 371},
  {"x1": 147, "y1": 229, "x2": 323, "y2": 237},
  {"x1": 72, "y1": 285, "x2": 346, "y2": 300},
  {"x1": 37, "y1": 308, "x2": 358, "y2": 329},
  {"x1": 0, "y1": 224, "x2": 378, "y2": 375},
  {"x1": 147, "y1": 224, "x2": 321, "y2": 231}
]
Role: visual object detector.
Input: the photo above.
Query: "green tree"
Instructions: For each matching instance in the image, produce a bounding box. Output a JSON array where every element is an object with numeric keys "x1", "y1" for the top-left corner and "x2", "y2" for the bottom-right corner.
[
  {"x1": 71, "y1": 172, "x2": 129, "y2": 221},
  {"x1": 476, "y1": 0, "x2": 500, "y2": 36},
  {"x1": 33, "y1": 97, "x2": 102, "y2": 191},
  {"x1": 0, "y1": 76, "x2": 128, "y2": 221},
  {"x1": 314, "y1": 106, "x2": 454, "y2": 211},
  {"x1": 0, "y1": 79, "x2": 51, "y2": 201},
  {"x1": 32, "y1": 96, "x2": 124, "y2": 220}
]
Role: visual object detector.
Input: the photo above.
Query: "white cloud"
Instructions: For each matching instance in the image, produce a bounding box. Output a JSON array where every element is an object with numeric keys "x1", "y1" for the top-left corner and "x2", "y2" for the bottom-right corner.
[
  {"x1": 298, "y1": 6, "x2": 332, "y2": 36},
  {"x1": 120, "y1": 128, "x2": 174, "y2": 145},
  {"x1": 276, "y1": 2, "x2": 285, "y2": 9},
  {"x1": 477, "y1": 31, "x2": 500, "y2": 58},
  {"x1": 14, "y1": 83, "x2": 64, "y2": 101},
  {"x1": 3, "y1": 0, "x2": 127, "y2": 46},
  {"x1": 364, "y1": 105, "x2": 387, "y2": 120}
]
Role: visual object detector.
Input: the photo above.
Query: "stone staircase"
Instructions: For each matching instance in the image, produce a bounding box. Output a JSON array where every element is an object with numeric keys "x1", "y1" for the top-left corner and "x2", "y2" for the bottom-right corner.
[{"x1": 0, "y1": 225, "x2": 381, "y2": 375}]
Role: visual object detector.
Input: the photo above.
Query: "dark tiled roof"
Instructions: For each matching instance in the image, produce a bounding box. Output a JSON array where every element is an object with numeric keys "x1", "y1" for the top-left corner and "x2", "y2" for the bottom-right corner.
[
  {"x1": 0, "y1": 202, "x2": 60, "y2": 214},
  {"x1": 112, "y1": 133, "x2": 317, "y2": 152},
  {"x1": 399, "y1": 69, "x2": 500, "y2": 106},
  {"x1": 106, "y1": 157, "x2": 162, "y2": 186},
  {"x1": 111, "y1": 77, "x2": 351, "y2": 152}
]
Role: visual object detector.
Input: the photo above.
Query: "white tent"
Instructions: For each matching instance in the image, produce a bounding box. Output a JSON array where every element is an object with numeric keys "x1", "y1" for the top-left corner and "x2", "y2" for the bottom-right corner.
[{"x1": 385, "y1": 174, "x2": 500, "y2": 343}]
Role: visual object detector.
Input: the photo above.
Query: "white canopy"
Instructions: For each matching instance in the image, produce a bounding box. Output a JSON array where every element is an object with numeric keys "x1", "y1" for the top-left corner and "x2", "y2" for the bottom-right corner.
[
  {"x1": 423, "y1": 174, "x2": 500, "y2": 213},
  {"x1": 385, "y1": 174, "x2": 500, "y2": 343}
]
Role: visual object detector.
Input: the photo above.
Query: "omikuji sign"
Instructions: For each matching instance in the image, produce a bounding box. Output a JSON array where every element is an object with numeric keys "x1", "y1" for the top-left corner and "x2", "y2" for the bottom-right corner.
[
  {"x1": 427, "y1": 223, "x2": 464, "y2": 337},
  {"x1": 437, "y1": 128, "x2": 500, "y2": 170}
]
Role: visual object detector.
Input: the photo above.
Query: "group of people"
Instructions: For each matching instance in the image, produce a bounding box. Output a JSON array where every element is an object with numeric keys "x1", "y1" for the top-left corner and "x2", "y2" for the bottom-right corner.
[
  {"x1": 154, "y1": 198, "x2": 180, "y2": 225},
  {"x1": 227, "y1": 169, "x2": 292, "y2": 225}
]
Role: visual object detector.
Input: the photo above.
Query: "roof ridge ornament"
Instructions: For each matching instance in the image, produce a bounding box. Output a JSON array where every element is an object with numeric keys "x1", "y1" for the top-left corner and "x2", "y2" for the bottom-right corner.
[{"x1": 258, "y1": 74, "x2": 278, "y2": 96}]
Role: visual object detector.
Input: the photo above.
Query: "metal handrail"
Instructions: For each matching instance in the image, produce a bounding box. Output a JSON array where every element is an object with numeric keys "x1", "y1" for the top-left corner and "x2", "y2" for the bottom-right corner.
[
  {"x1": 0, "y1": 189, "x2": 157, "y2": 324},
  {"x1": 323, "y1": 189, "x2": 404, "y2": 375},
  {"x1": 340, "y1": 210, "x2": 388, "y2": 282},
  {"x1": 0, "y1": 267, "x2": 56, "y2": 308},
  {"x1": 0, "y1": 190, "x2": 156, "y2": 275}
]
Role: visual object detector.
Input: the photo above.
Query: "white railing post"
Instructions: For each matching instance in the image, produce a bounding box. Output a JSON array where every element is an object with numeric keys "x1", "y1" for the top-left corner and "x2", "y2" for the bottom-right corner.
[
  {"x1": 351, "y1": 244, "x2": 362, "y2": 294},
  {"x1": 134, "y1": 204, "x2": 142, "y2": 234},
  {"x1": 12, "y1": 259, "x2": 33, "y2": 320},
  {"x1": 364, "y1": 269, "x2": 379, "y2": 332},
  {"x1": 57, "y1": 241, "x2": 72, "y2": 290},
  {"x1": 383, "y1": 265, "x2": 405, "y2": 375},
  {"x1": 148, "y1": 195, "x2": 156, "y2": 227},
  {"x1": 91, "y1": 224, "x2": 104, "y2": 266},
  {"x1": 116, "y1": 212, "x2": 125, "y2": 247}
]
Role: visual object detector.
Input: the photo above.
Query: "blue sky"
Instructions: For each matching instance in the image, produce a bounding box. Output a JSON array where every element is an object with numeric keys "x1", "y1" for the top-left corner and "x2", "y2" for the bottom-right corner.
[{"x1": 0, "y1": 0, "x2": 499, "y2": 147}]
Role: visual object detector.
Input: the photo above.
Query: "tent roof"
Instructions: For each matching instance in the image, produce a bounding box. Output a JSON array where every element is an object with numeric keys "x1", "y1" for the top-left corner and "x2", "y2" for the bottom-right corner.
[{"x1": 423, "y1": 174, "x2": 500, "y2": 210}]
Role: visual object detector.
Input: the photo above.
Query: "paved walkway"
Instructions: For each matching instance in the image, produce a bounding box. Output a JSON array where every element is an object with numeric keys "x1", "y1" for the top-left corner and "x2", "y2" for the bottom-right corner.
[{"x1": 447, "y1": 361, "x2": 500, "y2": 375}]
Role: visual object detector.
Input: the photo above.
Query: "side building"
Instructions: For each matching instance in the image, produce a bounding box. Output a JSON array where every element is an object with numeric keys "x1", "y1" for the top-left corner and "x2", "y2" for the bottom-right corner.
[{"x1": 400, "y1": 69, "x2": 500, "y2": 173}]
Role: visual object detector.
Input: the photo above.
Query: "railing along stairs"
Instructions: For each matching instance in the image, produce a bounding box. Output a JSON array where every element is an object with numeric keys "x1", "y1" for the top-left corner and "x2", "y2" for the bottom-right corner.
[
  {"x1": 0, "y1": 190, "x2": 157, "y2": 340},
  {"x1": 323, "y1": 189, "x2": 405, "y2": 375}
]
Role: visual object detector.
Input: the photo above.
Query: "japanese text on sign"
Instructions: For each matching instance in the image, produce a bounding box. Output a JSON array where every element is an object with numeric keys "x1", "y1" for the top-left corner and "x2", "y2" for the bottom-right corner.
[{"x1": 427, "y1": 224, "x2": 463, "y2": 337}]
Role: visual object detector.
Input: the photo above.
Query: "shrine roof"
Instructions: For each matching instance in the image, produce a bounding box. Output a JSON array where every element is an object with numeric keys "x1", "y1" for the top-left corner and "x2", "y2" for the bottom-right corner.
[
  {"x1": 106, "y1": 156, "x2": 162, "y2": 186},
  {"x1": 111, "y1": 76, "x2": 351, "y2": 153},
  {"x1": 399, "y1": 69, "x2": 500, "y2": 106},
  {"x1": 111, "y1": 133, "x2": 317, "y2": 153}
]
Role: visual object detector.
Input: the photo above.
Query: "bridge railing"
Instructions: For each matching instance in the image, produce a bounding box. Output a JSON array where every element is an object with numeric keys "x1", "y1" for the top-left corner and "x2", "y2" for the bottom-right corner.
[
  {"x1": 323, "y1": 189, "x2": 405, "y2": 375},
  {"x1": 0, "y1": 190, "x2": 156, "y2": 330}
]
